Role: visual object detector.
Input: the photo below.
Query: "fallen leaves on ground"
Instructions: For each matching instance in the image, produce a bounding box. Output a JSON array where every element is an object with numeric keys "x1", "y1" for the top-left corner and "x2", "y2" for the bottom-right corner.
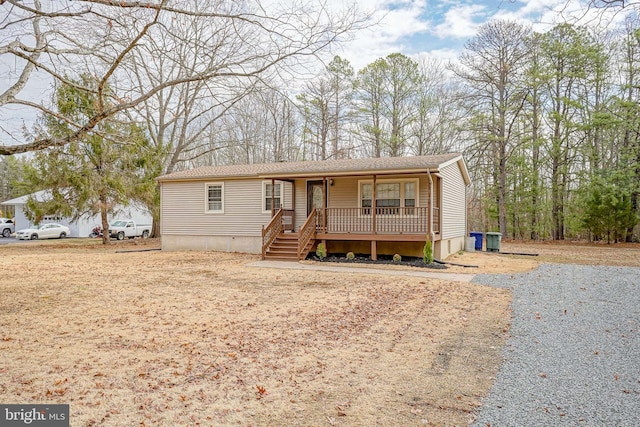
[{"x1": 0, "y1": 242, "x2": 512, "y2": 426}]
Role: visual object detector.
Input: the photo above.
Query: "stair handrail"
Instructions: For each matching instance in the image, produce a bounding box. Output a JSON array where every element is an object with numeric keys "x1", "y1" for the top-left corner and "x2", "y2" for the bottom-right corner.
[
  {"x1": 297, "y1": 208, "x2": 317, "y2": 260},
  {"x1": 262, "y1": 208, "x2": 284, "y2": 259}
]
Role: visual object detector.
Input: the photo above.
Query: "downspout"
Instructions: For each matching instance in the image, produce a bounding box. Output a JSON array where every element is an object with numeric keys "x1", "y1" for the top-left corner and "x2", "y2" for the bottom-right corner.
[{"x1": 427, "y1": 170, "x2": 436, "y2": 244}]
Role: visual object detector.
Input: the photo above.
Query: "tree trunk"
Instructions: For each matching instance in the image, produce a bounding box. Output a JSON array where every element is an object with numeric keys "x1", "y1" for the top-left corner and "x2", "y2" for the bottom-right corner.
[
  {"x1": 498, "y1": 147, "x2": 507, "y2": 236},
  {"x1": 100, "y1": 192, "x2": 110, "y2": 245}
]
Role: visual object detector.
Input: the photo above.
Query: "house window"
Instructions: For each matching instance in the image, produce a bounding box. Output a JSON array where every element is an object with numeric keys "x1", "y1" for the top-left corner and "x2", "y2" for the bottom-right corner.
[
  {"x1": 263, "y1": 182, "x2": 282, "y2": 212},
  {"x1": 376, "y1": 183, "x2": 401, "y2": 214},
  {"x1": 404, "y1": 182, "x2": 416, "y2": 215},
  {"x1": 361, "y1": 183, "x2": 372, "y2": 214},
  {"x1": 206, "y1": 183, "x2": 224, "y2": 213},
  {"x1": 359, "y1": 179, "x2": 418, "y2": 215}
]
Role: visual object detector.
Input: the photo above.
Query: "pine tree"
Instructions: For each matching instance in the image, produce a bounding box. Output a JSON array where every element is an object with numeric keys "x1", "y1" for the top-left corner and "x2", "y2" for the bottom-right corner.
[{"x1": 26, "y1": 74, "x2": 158, "y2": 244}]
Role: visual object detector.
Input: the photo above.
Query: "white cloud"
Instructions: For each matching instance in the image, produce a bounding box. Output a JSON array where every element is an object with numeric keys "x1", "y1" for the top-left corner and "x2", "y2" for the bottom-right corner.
[
  {"x1": 336, "y1": 0, "x2": 635, "y2": 71},
  {"x1": 414, "y1": 48, "x2": 460, "y2": 63},
  {"x1": 431, "y1": 3, "x2": 486, "y2": 39},
  {"x1": 329, "y1": 0, "x2": 432, "y2": 71},
  {"x1": 490, "y1": 0, "x2": 628, "y2": 33}
]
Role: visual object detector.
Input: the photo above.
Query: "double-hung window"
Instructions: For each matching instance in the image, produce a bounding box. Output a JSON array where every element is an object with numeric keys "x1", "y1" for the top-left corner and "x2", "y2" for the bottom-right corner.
[
  {"x1": 205, "y1": 183, "x2": 224, "y2": 213},
  {"x1": 263, "y1": 182, "x2": 282, "y2": 212},
  {"x1": 361, "y1": 183, "x2": 373, "y2": 215},
  {"x1": 404, "y1": 182, "x2": 416, "y2": 215},
  {"x1": 376, "y1": 183, "x2": 401, "y2": 214},
  {"x1": 360, "y1": 179, "x2": 418, "y2": 215}
]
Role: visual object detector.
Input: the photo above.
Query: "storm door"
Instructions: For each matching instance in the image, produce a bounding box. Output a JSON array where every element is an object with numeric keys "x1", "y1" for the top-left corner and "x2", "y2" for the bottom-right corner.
[{"x1": 307, "y1": 180, "x2": 325, "y2": 216}]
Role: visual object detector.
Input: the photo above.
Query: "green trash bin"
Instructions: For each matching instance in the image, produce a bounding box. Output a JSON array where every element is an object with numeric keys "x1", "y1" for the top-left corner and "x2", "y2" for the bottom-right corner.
[{"x1": 486, "y1": 232, "x2": 502, "y2": 252}]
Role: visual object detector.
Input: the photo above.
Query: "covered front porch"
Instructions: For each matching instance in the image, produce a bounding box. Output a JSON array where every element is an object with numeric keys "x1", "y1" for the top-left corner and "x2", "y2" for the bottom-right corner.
[{"x1": 262, "y1": 173, "x2": 442, "y2": 261}]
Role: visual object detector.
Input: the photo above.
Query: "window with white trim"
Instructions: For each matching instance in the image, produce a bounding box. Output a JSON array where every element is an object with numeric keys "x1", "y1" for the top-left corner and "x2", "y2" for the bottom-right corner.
[
  {"x1": 263, "y1": 182, "x2": 282, "y2": 212},
  {"x1": 404, "y1": 182, "x2": 416, "y2": 214},
  {"x1": 359, "y1": 179, "x2": 418, "y2": 215},
  {"x1": 205, "y1": 183, "x2": 224, "y2": 213}
]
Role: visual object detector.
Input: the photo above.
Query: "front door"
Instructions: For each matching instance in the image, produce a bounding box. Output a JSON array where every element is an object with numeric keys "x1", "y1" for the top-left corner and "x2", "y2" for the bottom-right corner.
[{"x1": 307, "y1": 180, "x2": 325, "y2": 216}]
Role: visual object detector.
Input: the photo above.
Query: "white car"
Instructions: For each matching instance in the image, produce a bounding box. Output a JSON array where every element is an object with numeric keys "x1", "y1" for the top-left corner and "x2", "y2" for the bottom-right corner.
[
  {"x1": 0, "y1": 218, "x2": 15, "y2": 238},
  {"x1": 15, "y1": 223, "x2": 70, "y2": 240}
]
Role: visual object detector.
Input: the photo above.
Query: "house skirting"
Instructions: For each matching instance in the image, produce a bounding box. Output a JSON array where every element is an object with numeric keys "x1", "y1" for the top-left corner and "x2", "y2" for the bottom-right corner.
[
  {"x1": 161, "y1": 234, "x2": 466, "y2": 261},
  {"x1": 317, "y1": 237, "x2": 465, "y2": 261},
  {"x1": 161, "y1": 234, "x2": 262, "y2": 254},
  {"x1": 435, "y1": 236, "x2": 465, "y2": 260}
]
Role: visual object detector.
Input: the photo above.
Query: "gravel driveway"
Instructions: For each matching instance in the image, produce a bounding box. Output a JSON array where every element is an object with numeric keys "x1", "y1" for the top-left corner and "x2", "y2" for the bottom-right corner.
[{"x1": 472, "y1": 263, "x2": 640, "y2": 426}]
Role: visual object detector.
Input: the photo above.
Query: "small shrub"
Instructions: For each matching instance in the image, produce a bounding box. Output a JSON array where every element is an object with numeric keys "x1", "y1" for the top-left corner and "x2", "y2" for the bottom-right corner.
[
  {"x1": 316, "y1": 243, "x2": 326, "y2": 260},
  {"x1": 392, "y1": 253, "x2": 402, "y2": 263},
  {"x1": 346, "y1": 251, "x2": 355, "y2": 260},
  {"x1": 457, "y1": 250, "x2": 464, "y2": 256},
  {"x1": 423, "y1": 237, "x2": 433, "y2": 264}
]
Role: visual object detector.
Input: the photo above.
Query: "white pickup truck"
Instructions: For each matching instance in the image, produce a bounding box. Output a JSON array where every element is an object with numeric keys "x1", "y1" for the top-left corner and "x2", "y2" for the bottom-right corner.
[
  {"x1": 0, "y1": 218, "x2": 15, "y2": 238},
  {"x1": 108, "y1": 220, "x2": 152, "y2": 240}
]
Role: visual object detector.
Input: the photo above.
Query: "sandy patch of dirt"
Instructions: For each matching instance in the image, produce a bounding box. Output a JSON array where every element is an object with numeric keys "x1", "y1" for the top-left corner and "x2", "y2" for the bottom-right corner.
[
  {"x1": 0, "y1": 239, "x2": 510, "y2": 426},
  {"x1": 500, "y1": 240, "x2": 640, "y2": 267}
]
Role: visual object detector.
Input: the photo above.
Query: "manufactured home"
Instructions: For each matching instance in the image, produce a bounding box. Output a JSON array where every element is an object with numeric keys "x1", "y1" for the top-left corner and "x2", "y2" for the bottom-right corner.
[
  {"x1": 158, "y1": 154, "x2": 470, "y2": 260},
  {"x1": 157, "y1": 154, "x2": 470, "y2": 260}
]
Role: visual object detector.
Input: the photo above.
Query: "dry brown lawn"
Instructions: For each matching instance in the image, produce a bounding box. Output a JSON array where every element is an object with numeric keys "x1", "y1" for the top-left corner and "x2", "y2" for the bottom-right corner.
[{"x1": 1, "y1": 238, "x2": 638, "y2": 426}]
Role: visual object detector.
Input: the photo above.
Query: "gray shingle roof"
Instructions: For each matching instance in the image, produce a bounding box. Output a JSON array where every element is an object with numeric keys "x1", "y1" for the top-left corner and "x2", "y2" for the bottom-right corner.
[{"x1": 157, "y1": 153, "x2": 463, "y2": 182}]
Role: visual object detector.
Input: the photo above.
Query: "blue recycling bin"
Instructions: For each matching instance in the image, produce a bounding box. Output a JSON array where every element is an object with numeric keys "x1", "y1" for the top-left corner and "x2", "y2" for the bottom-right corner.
[{"x1": 470, "y1": 232, "x2": 483, "y2": 251}]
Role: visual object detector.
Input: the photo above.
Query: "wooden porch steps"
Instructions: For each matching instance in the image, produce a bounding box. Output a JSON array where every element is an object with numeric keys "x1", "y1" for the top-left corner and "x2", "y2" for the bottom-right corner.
[{"x1": 264, "y1": 232, "x2": 314, "y2": 261}]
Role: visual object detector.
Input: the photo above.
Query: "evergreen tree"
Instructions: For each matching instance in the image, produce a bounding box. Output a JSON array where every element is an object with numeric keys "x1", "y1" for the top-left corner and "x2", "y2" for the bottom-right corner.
[
  {"x1": 25, "y1": 74, "x2": 158, "y2": 244},
  {"x1": 580, "y1": 171, "x2": 638, "y2": 243},
  {"x1": 355, "y1": 53, "x2": 423, "y2": 157}
]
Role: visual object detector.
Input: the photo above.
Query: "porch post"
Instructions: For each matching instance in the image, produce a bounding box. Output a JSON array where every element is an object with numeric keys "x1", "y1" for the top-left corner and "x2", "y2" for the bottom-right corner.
[
  {"x1": 371, "y1": 174, "x2": 377, "y2": 260},
  {"x1": 291, "y1": 181, "x2": 296, "y2": 231},
  {"x1": 427, "y1": 171, "x2": 433, "y2": 237},
  {"x1": 323, "y1": 177, "x2": 328, "y2": 232},
  {"x1": 372, "y1": 174, "x2": 377, "y2": 233}
]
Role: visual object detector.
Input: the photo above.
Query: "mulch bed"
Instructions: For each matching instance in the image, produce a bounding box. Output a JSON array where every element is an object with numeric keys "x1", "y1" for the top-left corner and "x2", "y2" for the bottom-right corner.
[{"x1": 308, "y1": 253, "x2": 448, "y2": 269}]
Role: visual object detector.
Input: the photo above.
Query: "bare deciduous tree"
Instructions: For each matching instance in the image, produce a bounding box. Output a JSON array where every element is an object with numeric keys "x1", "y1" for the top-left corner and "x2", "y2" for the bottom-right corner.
[
  {"x1": 0, "y1": 0, "x2": 367, "y2": 155},
  {"x1": 452, "y1": 20, "x2": 532, "y2": 237},
  {"x1": 409, "y1": 58, "x2": 464, "y2": 156}
]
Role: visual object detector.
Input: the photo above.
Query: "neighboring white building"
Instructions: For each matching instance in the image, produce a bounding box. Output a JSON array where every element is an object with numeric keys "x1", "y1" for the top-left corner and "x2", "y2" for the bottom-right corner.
[{"x1": 0, "y1": 190, "x2": 152, "y2": 238}]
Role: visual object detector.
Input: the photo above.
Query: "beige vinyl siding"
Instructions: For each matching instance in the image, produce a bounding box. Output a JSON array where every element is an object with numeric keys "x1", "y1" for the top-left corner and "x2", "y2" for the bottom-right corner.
[
  {"x1": 293, "y1": 178, "x2": 355, "y2": 228},
  {"x1": 440, "y1": 162, "x2": 467, "y2": 239},
  {"x1": 418, "y1": 175, "x2": 430, "y2": 208},
  {"x1": 329, "y1": 177, "x2": 355, "y2": 208},
  {"x1": 294, "y1": 180, "x2": 307, "y2": 229},
  {"x1": 292, "y1": 175, "x2": 432, "y2": 230},
  {"x1": 312, "y1": 175, "x2": 432, "y2": 234},
  {"x1": 161, "y1": 174, "x2": 440, "y2": 237},
  {"x1": 161, "y1": 179, "x2": 284, "y2": 237}
]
